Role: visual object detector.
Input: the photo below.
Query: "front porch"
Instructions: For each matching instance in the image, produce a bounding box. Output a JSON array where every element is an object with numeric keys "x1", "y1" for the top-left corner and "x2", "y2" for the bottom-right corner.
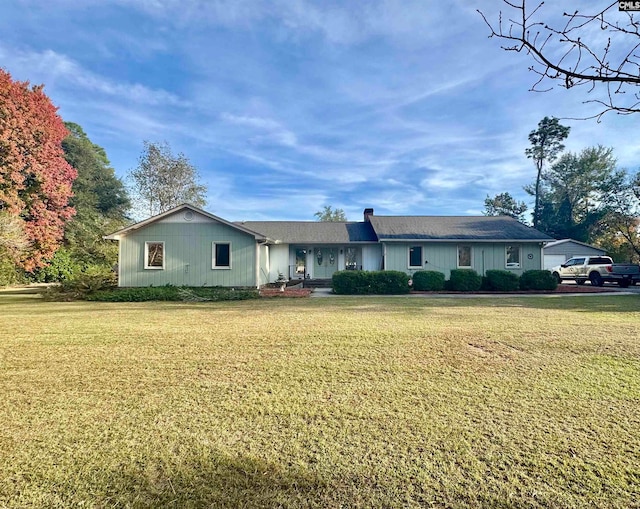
[
  {"x1": 264, "y1": 242, "x2": 382, "y2": 285},
  {"x1": 287, "y1": 245, "x2": 367, "y2": 281}
]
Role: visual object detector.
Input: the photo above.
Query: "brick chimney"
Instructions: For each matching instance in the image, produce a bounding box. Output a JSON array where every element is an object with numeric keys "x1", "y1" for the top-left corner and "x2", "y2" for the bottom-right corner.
[{"x1": 364, "y1": 208, "x2": 374, "y2": 222}]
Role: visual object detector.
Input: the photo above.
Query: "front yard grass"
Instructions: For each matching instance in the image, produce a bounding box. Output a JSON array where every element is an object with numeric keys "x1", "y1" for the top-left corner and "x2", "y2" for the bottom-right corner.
[{"x1": 0, "y1": 293, "x2": 639, "y2": 508}]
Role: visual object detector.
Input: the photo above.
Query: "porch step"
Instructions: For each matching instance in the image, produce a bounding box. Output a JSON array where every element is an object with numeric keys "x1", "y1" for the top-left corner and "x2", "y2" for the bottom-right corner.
[{"x1": 302, "y1": 279, "x2": 333, "y2": 289}]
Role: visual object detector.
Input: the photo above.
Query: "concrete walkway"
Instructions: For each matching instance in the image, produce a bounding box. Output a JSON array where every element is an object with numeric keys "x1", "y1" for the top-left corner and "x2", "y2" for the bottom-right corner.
[{"x1": 310, "y1": 287, "x2": 637, "y2": 298}]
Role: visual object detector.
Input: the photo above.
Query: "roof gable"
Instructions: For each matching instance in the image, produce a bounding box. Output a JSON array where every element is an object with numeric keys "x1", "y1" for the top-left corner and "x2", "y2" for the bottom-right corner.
[
  {"x1": 543, "y1": 238, "x2": 606, "y2": 251},
  {"x1": 104, "y1": 204, "x2": 267, "y2": 241}
]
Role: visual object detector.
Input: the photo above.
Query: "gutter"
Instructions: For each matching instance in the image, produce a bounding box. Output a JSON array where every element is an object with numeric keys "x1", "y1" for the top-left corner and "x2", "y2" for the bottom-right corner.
[{"x1": 378, "y1": 238, "x2": 553, "y2": 243}]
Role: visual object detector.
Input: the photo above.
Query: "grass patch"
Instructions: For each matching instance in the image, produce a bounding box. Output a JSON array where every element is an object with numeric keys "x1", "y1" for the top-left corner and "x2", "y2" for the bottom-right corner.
[{"x1": 0, "y1": 294, "x2": 639, "y2": 507}]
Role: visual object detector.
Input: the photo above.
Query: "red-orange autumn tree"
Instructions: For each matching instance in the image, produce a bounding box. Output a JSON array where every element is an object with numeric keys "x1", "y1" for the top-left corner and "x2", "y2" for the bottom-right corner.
[{"x1": 0, "y1": 69, "x2": 76, "y2": 271}]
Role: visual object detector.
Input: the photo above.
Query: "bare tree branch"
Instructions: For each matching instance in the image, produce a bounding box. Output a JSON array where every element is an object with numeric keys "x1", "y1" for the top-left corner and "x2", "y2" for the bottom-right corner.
[{"x1": 478, "y1": 1, "x2": 640, "y2": 120}]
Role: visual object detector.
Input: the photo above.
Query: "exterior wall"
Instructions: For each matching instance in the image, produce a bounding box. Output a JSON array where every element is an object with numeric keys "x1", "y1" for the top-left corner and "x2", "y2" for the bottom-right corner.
[
  {"x1": 384, "y1": 242, "x2": 543, "y2": 279},
  {"x1": 118, "y1": 219, "x2": 257, "y2": 287},
  {"x1": 269, "y1": 244, "x2": 290, "y2": 281},
  {"x1": 362, "y1": 244, "x2": 383, "y2": 271}
]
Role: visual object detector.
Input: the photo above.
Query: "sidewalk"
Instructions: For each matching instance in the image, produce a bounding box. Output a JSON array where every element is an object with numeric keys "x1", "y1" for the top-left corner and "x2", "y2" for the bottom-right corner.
[{"x1": 310, "y1": 287, "x2": 636, "y2": 298}]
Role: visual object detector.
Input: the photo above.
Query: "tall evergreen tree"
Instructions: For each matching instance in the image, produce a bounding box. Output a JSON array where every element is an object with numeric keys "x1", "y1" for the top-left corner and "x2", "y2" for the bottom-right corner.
[
  {"x1": 536, "y1": 146, "x2": 625, "y2": 243},
  {"x1": 525, "y1": 117, "x2": 570, "y2": 229},
  {"x1": 57, "y1": 122, "x2": 130, "y2": 271}
]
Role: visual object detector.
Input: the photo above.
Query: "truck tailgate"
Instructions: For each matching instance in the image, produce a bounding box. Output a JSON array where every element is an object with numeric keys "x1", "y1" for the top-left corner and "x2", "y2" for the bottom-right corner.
[{"x1": 612, "y1": 264, "x2": 640, "y2": 275}]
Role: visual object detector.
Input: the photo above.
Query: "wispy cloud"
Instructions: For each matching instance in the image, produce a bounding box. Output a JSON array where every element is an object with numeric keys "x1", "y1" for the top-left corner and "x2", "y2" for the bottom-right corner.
[
  {"x1": 221, "y1": 113, "x2": 298, "y2": 147},
  {"x1": 0, "y1": 45, "x2": 186, "y2": 107},
  {"x1": 2, "y1": 0, "x2": 636, "y2": 221}
]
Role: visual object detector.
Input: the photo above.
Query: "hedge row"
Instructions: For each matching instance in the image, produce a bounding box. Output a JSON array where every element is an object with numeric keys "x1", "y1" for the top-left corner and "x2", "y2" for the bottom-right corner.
[
  {"x1": 332, "y1": 270, "x2": 410, "y2": 295},
  {"x1": 422, "y1": 269, "x2": 557, "y2": 292},
  {"x1": 333, "y1": 269, "x2": 558, "y2": 294},
  {"x1": 86, "y1": 286, "x2": 260, "y2": 302},
  {"x1": 42, "y1": 269, "x2": 260, "y2": 302}
]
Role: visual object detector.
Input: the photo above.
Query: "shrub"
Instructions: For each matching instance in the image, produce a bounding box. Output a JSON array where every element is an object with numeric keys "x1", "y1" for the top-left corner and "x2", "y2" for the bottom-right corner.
[
  {"x1": 86, "y1": 286, "x2": 259, "y2": 302},
  {"x1": 519, "y1": 270, "x2": 558, "y2": 291},
  {"x1": 32, "y1": 248, "x2": 80, "y2": 282},
  {"x1": 448, "y1": 269, "x2": 482, "y2": 292},
  {"x1": 332, "y1": 271, "x2": 371, "y2": 294},
  {"x1": 485, "y1": 270, "x2": 520, "y2": 292},
  {"x1": 42, "y1": 265, "x2": 117, "y2": 300},
  {"x1": 370, "y1": 271, "x2": 410, "y2": 294},
  {"x1": 412, "y1": 270, "x2": 445, "y2": 291},
  {"x1": 332, "y1": 270, "x2": 410, "y2": 294},
  {"x1": 0, "y1": 250, "x2": 25, "y2": 287}
]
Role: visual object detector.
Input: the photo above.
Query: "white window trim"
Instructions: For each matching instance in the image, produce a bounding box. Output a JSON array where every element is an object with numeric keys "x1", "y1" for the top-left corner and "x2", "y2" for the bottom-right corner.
[
  {"x1": 144, "y1": 241, "x2": 165, "y2": 270},
  {"x1": 457, "y1": 245, "x2": 472, "y2": 269},
  {"x1": 408, "y1": 245, "x2": 423, "y2": 269},
  {"x1": 505, "y1": 245, "x2": 522, "y2": 269},
  {"x1": 212, "y1": 241, "x2": 232, "y2": 270}
]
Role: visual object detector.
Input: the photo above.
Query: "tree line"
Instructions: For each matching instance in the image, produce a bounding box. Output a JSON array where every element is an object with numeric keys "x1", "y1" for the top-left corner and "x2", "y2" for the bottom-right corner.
[{"x1": 484, "y1": 117, "x2": 640, "y2": 262}]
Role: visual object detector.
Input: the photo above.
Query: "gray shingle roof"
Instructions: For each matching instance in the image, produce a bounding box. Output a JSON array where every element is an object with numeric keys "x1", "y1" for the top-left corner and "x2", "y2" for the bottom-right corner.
[
  {"x1": 238, "y1": 221, "x2": 378, "y2": 244},
  {"x1": 368, "y1": 216, "x2": 554, "y2": 241}
]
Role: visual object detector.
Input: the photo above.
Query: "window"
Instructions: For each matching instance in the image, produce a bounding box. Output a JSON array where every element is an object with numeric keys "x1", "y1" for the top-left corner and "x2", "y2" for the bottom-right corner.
[
  {"x1": 345, "y1": 247, "x2": 360, "y2": 270},
  {"x1": 457, "y1": 245, "x2": 472, "y2": 268},
  {"x1": 295, "y1": 248, "x2": 306, "y2": 275},
  {"x1": 588, "y1": 257, "x2": 612, "y2": 265},
  {"x1": 506, "y1": 245, "x2": 521, "y2": 268},
  {"x1": 212, "y1": 242, "x2": 231, "y2": 269},
  {"x1": 409, "y1": 246, "x2": 423, "y2": 268},
  {"x1": 145, "y1": 242, "x2": 164, "y2": 269}
]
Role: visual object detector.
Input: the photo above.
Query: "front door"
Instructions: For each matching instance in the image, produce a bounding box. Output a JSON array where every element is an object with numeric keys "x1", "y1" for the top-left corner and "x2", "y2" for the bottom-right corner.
[{"x1": 314, "y1": 247, "x2": 338, "y2": 279}]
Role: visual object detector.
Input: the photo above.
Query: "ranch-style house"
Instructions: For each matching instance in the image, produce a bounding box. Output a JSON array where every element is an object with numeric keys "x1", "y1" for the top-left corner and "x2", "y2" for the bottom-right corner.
[{"x1": 104, "y1": 204, "x2": 554, "y2": 287}]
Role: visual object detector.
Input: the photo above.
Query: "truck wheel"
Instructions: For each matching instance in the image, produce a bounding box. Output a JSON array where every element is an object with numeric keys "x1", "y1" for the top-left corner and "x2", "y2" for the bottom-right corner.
[
  {"x1": 589, "y1": 272, "x2": 604, "y2": 287},
  {"x1": 619, "y1": 280, "x2": 630, "y2": 288},
  {"x1": 553, "y1": 272, "x2": 561, "y2": 284},
  {"x1": 575, "y1": 279, "x2": 585, "y2": 285}
]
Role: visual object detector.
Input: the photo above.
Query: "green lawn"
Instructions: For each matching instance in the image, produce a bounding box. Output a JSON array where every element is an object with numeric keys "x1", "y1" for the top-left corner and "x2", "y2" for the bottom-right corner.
[{"x1": 1, "y1": 292, "x2": 639, "y2": 508}]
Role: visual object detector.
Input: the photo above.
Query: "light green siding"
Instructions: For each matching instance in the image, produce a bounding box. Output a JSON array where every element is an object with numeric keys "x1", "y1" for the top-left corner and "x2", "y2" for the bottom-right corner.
[
  {"x1": 384, "y1": 242, "x2": 542, "y2": 278},
  {"x1": 119, "y1": 221, "x2": 257, "y2": 287},
  {"x1": 362, "y1": 244, "x2": 383, "y2": 271}
]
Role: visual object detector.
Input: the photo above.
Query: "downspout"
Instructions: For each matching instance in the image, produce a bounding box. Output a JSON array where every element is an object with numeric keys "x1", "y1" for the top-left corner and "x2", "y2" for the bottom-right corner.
[
  {"x1": 382, "y1": 242, "x2": 387, "y2": 270},
  {"x1": 255, "y1": 242, "x2": 260, "y2": 289},
  {"x1": 118, "y1": 237, "x2": 122, "y2": 287}
]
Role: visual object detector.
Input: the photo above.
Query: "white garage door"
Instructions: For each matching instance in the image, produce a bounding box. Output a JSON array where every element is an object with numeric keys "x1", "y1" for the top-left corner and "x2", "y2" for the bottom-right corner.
[{"x1": 544, "y1": 254, "x2": 566, "y2": 271}]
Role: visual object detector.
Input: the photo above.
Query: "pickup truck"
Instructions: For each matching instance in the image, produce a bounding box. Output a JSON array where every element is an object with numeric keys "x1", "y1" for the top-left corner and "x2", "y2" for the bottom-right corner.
[{"x1": 551, "y1": 256, "x2": 640, "y2": 287}]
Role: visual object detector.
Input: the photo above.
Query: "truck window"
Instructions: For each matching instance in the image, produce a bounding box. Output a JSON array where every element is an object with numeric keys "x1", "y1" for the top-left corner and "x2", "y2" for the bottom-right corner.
[{"x1": 588, "y1": 257, "x2": 611, "y2": 265}]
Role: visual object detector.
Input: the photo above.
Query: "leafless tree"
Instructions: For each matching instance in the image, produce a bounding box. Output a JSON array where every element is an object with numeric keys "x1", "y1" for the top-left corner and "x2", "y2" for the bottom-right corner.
[{"x1": 478, "y1": 1, "x2": 640, "y2": 120}]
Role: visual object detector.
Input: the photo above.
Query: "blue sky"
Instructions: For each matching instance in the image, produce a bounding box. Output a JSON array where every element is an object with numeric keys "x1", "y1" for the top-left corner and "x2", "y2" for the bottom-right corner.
[{"x1": 2, "y1": 0, "x2": 638, "y2": 221}]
